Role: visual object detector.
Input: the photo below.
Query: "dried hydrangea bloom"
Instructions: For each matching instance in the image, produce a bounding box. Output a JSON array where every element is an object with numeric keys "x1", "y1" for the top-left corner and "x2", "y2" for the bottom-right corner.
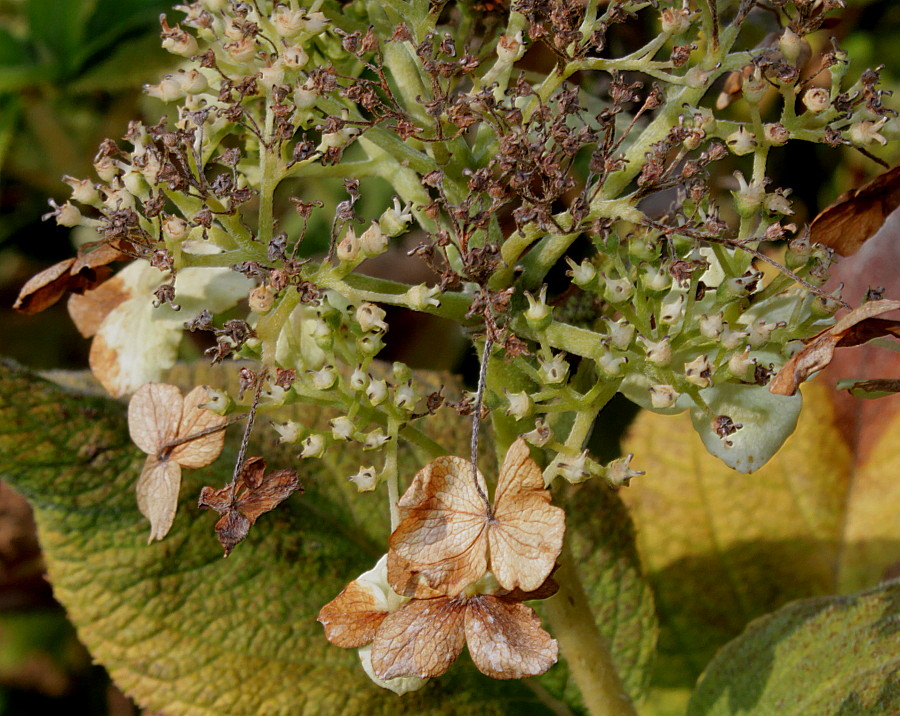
[
  {"x1": 128, "y1": 383, "x2": 227, "y2": 541},
  {"x1": 388, "y1": 438, "x2": 565, "y2": 597}
]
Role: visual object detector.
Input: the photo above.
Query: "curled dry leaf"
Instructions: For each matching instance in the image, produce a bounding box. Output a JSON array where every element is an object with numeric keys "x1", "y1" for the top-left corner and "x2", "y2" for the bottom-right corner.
[
  {"x1": 13, "y1": 258, "x2": 112, "y2": 315},
  {"x1": 388, "y1": 438, "x2": 565, "y2": 598},
  {"x1": 770, "y1": 300, "x2": 900, "y2": 396},
  {"x1": 198, "y1": 456, "x2": 301, "y2": 556},
  {"x1": 128, "y1": 383, "x2": 227, "y2": 542},
  {"x1": 810, "y1": 165, "x2": 900, "y2": 256}
]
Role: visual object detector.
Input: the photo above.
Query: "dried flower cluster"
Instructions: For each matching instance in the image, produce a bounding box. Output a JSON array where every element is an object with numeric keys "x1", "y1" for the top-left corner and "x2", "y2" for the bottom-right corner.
[
  {"x1": 318, "y1": 439, "x2": 563, "y2": 689},
  {"x1": 14, "y1": 0, "x2": 897, "y2": 700}
]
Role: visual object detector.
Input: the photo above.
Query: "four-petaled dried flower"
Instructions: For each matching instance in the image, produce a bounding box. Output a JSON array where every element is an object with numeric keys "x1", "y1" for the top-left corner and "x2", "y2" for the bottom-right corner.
[
  {"x1": 128, "y1": 383, "x2": 227, "y2": 542},
  {"x1": 387, "y1": 438, "x2": 565, "y2": 597}
]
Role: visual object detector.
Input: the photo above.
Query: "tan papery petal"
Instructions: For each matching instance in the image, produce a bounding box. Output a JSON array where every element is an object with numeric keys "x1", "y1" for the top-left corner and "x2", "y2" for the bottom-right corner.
[
  {"x1": 170, "y1": 386, "x2": 226, "y2": 468},
  {"x1": 489, "y1": 438, "x2": 566, "y2": 592},
  {"x1": 128, "y1": 383, "x2": 183, "y2": 455},
  {"x1": 464, "y1": 595, "x2": 559, "y2": 679},
  {"x1": 67, "y1": 274, "x2": 130, "y2": 339},
  {"x1": 371, "y1": 597, "x2": 466, "y2": 680},
  {"x1": 387, "y1": 550, "x2": 467, "y2": 599},
  {"x1": 136, "y1": 454, "x2": 182, "y2": 543},
  {"x1": 389, "y1": 456, "x2": 489, "y2": 597},
  {"x1": 317, "y1": 580, "x2": 389, "y2": 648}
]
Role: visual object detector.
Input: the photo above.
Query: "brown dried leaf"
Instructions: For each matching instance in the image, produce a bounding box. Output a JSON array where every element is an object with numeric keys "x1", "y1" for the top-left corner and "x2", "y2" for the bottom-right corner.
[
  {"x1": 370, "y1": 597, "x2": 467, "y2": 680},
  {"x1": 770, "y1": 300, "x2": 900, "y2": 395},
  {"x1": 198, "y1": 458, "x2": 301, "y2": 555},
  {"x1": 12, "y1": 259, "x2": 112, "y2": 315},
  {"x1": 169, "y1": 386, "x2": 226, "y2": 469},
  {"x1": 464, "y1": 595, "x2": 558, "y2": 679},
  {"x1": 127, "y1": 383, "x2": 183, "y2": 455},
  {"x1": 135, "y1": 454, "x2": 182, "y2": 543},
  {"x1": 810, "y1": 165, "x2": 900, "y2": 256},
  {"x1": 317, "y1": 580, "x2": 389, "y2": 648},
  {"x1": 67, "y1": 274, "x2": 131, "y2": 338},
  {"x1": 389, "y1": 438, "x2": 565, "y2": 597},
  {"x1": 489, "y1": 438, "x2": 565, "y2": 593}
]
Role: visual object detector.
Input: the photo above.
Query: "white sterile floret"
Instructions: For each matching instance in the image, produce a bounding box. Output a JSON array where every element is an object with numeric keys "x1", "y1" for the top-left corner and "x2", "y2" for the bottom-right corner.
[
  {"x1": 605, "y1": 453, "x2": 644, "y2": 486},
  {"x1": 359, "y1": 222, "x2": 388, "y2": 256},
  {"x1": 639, "y1": 336, "x2": 672, "y2": 366},
  {"x1": 349, "y1": 466, "x2": 378, "y2": 492},
  {"x1": 366, "y1": 379, "x2": 388, "y2": 406},
  {"x1": 330, "y1": 416, "x2": 355, "y2": 441},
  {"x1": 684, "y1": 355, "x2": 713, "y2": 387},
  {"x1": 649, "y1": 384, "x2": 679, "y2": 409},
  {"x1": 728, "y1": 347, "x2": 756, "y2": 380},
  {"x1": 597, "y1": 350, "x2": 627, "y2": 376},
  {"x1": 555, "y1": 450, "x2": 592, "y2": 484},
  {"x1": 349, "y1": 367, "x2": 368, "y2": 391},
  {"x1": 539, "y1": 353, "x2": 569, "y2": 384},
  {"x1": 700, "y1": 313, "x2": 725, "y2": 339},
  {"x1": 566, "y1": 257, "x2": 596, "y2": 287},
  {"x1": 606, "y1": 318, "x2": 634, "y2": 350},
  {"x1": 603, "y1": 276, "x2": 634, "y2": 303},
  {"x1": 505, "y1": 390, "x2": 533, "y2": 419},
  {"x1": 301, "y1": 434, "x2": 326, "y2": 458},
  {"x1": 273, "y1": 421, "x2": 303, "y2": 444},
  {"x1": 363, "y1": 429, "x2": 390, "y2": 450},
  {"x1": 405, "y1": 284, "x2": 441, "y2": 310},
  {"x1": 310, "y1": 365, "x2": 338, "y2": 391},
  {"x1": 64, "y1": 176, "x2": 100, "y2": 205},
  {"x1": 393, "y1": 382, "x2": 417, "y2": 410},
  {"x1": 356, "y1": 302, "x2": 388, "y2": 332},
  {"x1": 523, "y1": 418, "x2": 553, "y2": 448},
  {"x1": 379, "y1": 197, "x2": 413, "y2": 237},
  {"x1": 659, "y1": 294, "x2": 685, "y2": 324}
]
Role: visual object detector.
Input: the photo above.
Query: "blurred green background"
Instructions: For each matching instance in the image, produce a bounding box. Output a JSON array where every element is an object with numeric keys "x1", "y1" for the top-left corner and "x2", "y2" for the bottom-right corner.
[{"x1": 0, "y1": 0, "x2": 897, "y2": 713}]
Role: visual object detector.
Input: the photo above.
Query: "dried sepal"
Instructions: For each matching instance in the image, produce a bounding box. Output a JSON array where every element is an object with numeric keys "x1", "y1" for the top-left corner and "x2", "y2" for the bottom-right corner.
[
  {"x1": 67, "y1": 273, "x2": 131, "y2": 338},
  {"x1": 370, "y1": 596, "x2": 467, "y2": 680},
  {"x1": 318, "y1": 579, "x2": 390, "y2": 648},
  {"x1": 198, "y1": 457, "x2": 301, "y2": 556},
  {"x1": 463, "y1": 595, "x2": 558, "y2": 679},
  {"x1": 770, "y1": 300, "x2": 900, "y2": 396},
  {"x1": 810, "y1": 165, "x2": 900, "y2": 256},
  {"x1": 128, "y1": 382, "x2": 227, "y2": 542},
  {"x1": 388, "y1": 438, "x2": 565, "y2": 597},
  {"x1": 13, "y1": 258, "x2": 112, "y2": 315}
]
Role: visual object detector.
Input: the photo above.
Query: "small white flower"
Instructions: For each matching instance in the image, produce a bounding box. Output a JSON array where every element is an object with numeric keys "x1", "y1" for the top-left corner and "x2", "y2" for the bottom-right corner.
[
  {"x1": 349, "y1": 466, "x2": 378, "y2": 492},
  {"x1": 330, "y1": 416, "x2": 355, "y2": 441},
  {"x1": 356, "y1": 303, "x2": 388, "y2": 333},
  {"x1": 684, "y1": 355, "x2": 713, "y2": 387}
]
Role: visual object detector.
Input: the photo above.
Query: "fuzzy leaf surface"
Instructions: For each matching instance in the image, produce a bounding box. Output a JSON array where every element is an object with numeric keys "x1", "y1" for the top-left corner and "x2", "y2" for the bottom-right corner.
[
  {"x1": 688, "y1": 580, "x2": 900, "y2": 715},
  {"x1": 0, "y1": 360, "x2": 563, "y2": 716}
]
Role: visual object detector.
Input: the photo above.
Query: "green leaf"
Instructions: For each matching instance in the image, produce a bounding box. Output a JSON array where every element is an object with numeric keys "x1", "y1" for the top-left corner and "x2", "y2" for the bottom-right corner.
[
  {"x1": 688, "y1": 580, "x2": 900, "y2": 715},
  {"x1": 0, "y1": 360, "x2": 557, "y2": 715}
]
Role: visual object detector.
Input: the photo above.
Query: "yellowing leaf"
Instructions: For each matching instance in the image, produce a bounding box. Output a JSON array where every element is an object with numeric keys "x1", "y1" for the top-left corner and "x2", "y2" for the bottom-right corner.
[{"x1": 621, "y1": 379, "x2": 900, "y2": 691}]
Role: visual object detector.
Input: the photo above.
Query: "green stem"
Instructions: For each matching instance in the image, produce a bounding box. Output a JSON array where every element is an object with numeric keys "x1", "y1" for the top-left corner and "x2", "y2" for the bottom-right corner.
[{"x1": 544, "y1": 542, "x2": 637, "y2": 716}]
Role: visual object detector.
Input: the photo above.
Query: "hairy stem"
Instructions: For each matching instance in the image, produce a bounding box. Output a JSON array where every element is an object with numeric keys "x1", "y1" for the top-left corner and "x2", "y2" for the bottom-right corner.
[{"x1": 544, "y1": 542, "x2": 637, "y2": 716}]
